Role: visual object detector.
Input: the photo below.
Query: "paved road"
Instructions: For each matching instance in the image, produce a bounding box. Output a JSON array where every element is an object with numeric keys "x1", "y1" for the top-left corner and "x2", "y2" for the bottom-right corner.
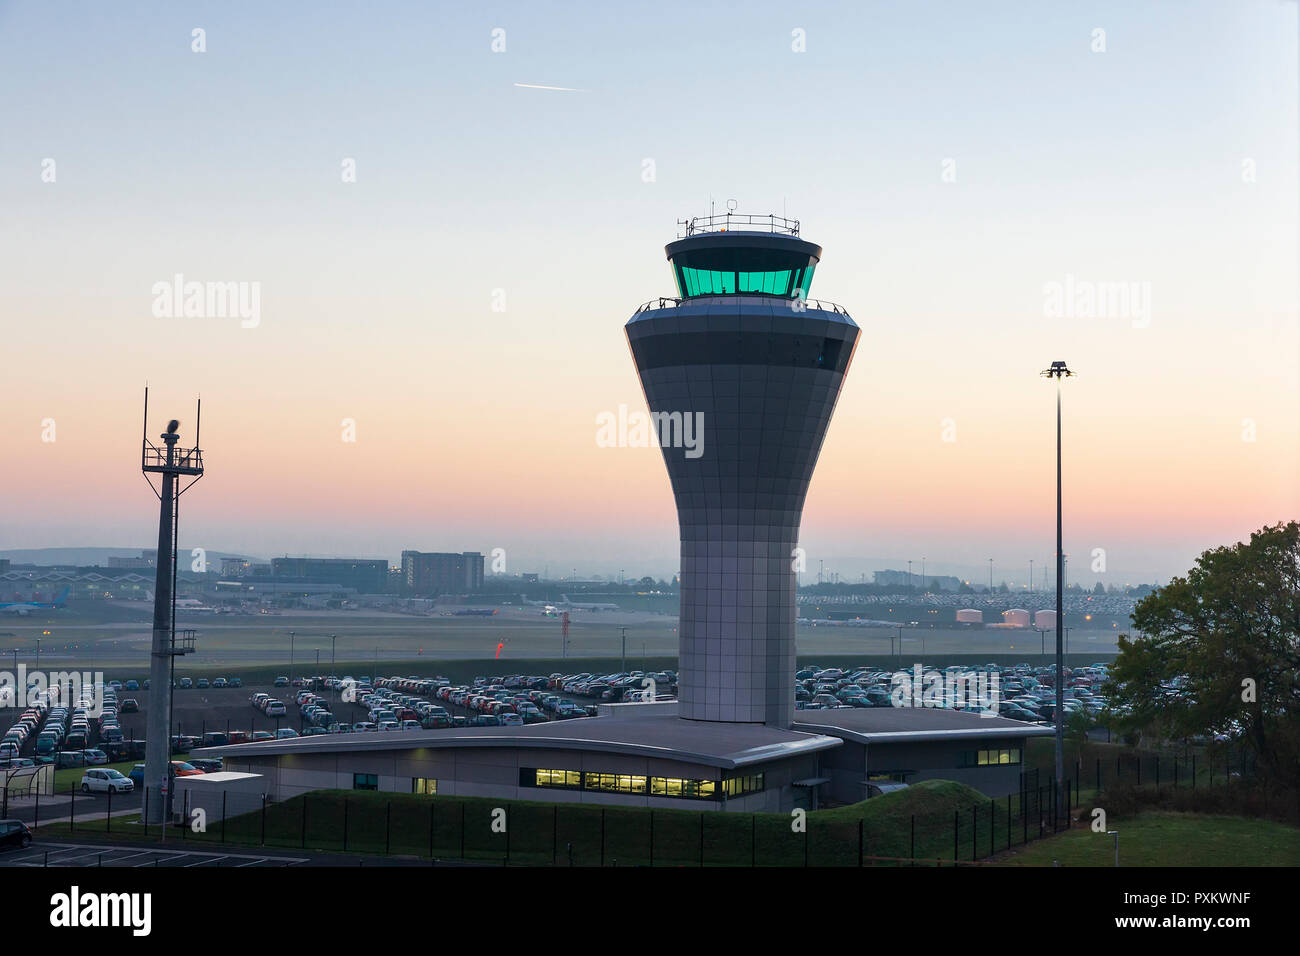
[
  {"x1": 0, "y1": 837, "x2": 477, "y2": 867},
  {"x1": 4, "y1": 788, "x2": 143, "y2": 826},
  {"x1": 0, "y1": 841, "x2": 308, "y2": 867}
]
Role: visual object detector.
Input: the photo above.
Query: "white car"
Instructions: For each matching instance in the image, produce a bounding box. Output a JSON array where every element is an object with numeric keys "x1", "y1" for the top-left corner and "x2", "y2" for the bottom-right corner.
[{"x1": 80, "y1": 769, "x2": 134, "y2": 794}]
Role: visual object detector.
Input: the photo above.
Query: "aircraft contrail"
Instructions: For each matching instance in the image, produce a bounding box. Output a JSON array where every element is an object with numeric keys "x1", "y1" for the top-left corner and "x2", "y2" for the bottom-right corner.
[{"x1": 513, "y1": 82, "x2": 585, "y2": 92}]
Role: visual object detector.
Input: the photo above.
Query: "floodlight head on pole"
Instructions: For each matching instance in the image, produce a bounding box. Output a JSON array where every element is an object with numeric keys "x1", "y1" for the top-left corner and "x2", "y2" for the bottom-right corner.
[{"x1": 1040, "y1": 360, "x2": 1074, "y2": 380}]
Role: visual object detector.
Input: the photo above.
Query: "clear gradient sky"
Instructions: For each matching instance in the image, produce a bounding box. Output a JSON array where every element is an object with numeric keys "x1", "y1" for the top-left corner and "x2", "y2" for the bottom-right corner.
[{"x1": 1, "y1": 1, "x2": 1296, "y2": 585}]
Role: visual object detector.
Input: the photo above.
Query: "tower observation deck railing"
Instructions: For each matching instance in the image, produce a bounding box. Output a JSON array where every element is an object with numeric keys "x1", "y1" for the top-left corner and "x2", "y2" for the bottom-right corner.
[
  {"x1": 141, "y1": 442, "x2": 204, "y2": 475},
  {"x1": 676, "y1": 213, "x2": 800, "y2": 238},
  {"x1": 635, "y1": 295, "x2": 852, "y2": 317}
]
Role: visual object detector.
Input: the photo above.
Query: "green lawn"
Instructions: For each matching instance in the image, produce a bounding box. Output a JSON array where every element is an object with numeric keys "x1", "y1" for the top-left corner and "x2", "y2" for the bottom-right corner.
[{"x1": 994, "y1": 812, "x2": 1300, "y2": 867}]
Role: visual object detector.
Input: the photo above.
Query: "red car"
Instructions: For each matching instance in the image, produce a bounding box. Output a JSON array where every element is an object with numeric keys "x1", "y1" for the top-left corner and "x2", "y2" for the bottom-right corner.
[{"x1": 171, "y1": 761, "x2": 204, "y2": 776}]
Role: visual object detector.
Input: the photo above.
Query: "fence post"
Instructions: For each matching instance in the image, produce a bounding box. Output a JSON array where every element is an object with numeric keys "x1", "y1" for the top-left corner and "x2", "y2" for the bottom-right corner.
[
  {"x1": 70, "y1": 782, "x2": 75, "y2": 833},
  {"x1": 650, "y1": 810, "x2": 655, "y2": 867},
  {"x1": 260, "y1": 794, "x2": 266, "y2": 846},
  {"x1": 426, "y1": 800, "x2": 432, "y2": 859},
  {"x1": 551, "y1": 805, "x2": 557, "y2": 865},
  {"x1": 1096, "y1": 757, "x2": 1101, "y2": 793},
  {"x1": 385, "y1": 801, "x2": 391, "y2": 855},
  {"x1": 603, "y1": 808, "x2": 609, "y2": 866},
  {"x1": 221, "y1": 790, "x2": 227, "y2": 844},
  {"x1": 990, "y1": 800, "x2": 995, "y2": 857},
  {"x1": 34, "y1": 786, "x2": 39, "y2": 828},
  {"x1": 344, "y1": 799, "x2": 349, "y2": 852},
  {"x1": 953, "y1": 810, "x2": 958, "y2": 864},
  {"x1": 971, "y1": 804, "x2": 976, "y2": 860},
  {"x1": 910, "y1": 814, "x2": 915, "y2": 866},
  {"x1": 858, "y1": 819, "x2": 863, "y2": 867},
  {"x1": 106, "y1": 783, "x2": 112, "y2": 833},
  {"x1": 301, "y1": 794, "x2": 307, "y2": 849},
  {"x1": 460, "y1": 802, "x2": 465, "y2": 859}
]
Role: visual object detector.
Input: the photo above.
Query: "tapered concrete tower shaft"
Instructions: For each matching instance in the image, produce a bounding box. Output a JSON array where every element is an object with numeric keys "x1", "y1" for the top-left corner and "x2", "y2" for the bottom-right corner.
[{"x1": 625, "y1": 218, "x2": 857, "y2": 727}]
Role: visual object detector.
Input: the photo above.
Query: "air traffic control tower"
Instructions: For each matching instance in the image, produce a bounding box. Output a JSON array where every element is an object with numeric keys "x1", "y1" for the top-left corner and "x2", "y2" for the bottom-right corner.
[{"x1": 626, "y1": 213, "x2": 858, "y2": 728}]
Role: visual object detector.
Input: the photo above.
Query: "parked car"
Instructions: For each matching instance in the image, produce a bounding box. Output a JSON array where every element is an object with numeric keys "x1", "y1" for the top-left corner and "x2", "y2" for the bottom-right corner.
[
  {"x1": 81, "y1": 749, "x2": 108, "y2": 765},
  {"x1": 170, "y1": 761, "x2": 203, "y2": 776},
  {"x1": 128, "y1": 763, "x2": 145, "y2": 785},
  {"x1": 187, "y1": 758, "x2": 223, "y2": 773},
  {"x1": 229, "y1": 677, "x2": 242, "y2": 688},
  {"x1": 124, "y1": 680, "x2": 140, "y2": 691},
  {"x1": 196, "y1": 679, "x2": 210, "y2": 689},
  {"x1": 81, "y1": 769, "x2": 134, "y2": 794},
  {"x1": 119, "y1": 699, "x2": 139, "y2": 713},
  {"x1": 212, "y1": 678, "x2": 228, "y2": 688},
  {"x1": 0, "y1": 819, "x2": 33, "y2": 849},
  {"x1": 178, "y1": 678, "x2": 193, "y2": 689},
  {"x1": 273, "y1": 676, "x2": 289, "y2": 687}
]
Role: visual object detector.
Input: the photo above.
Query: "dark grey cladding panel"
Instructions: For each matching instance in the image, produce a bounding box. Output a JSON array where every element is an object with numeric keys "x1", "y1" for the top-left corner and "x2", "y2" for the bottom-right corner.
[{"x1": 626, "y1": 305, "x2": 858, "y2": 376}]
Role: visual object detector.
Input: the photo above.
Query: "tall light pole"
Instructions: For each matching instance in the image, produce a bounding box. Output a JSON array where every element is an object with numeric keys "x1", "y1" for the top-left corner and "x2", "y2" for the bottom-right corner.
[
  {"x1": 921, "y1": 558, "x2": 926, "y2": 592},
  {"x1": 1041, "y1": 359, "x2": 1074, "y2": 825},
  {"x1": 1029, "y1": 559, "x2": 1034, "y2": 595},
  {"x1": 289, "y1": 630, "x2": 295, "y2": 684},
  {"x1": 330, "y1": 633, "x2": 337, "y2": 677},
  {"x1": 907, "y1": 560, "x2": 912, "y2": 591},
  {"x1": 988, "y1": 558, "x2": 993, "y2": 594}
]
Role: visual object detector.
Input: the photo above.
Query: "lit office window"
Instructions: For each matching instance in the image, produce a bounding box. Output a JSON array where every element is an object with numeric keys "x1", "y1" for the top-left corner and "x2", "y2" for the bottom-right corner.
[
  {"x1": 523, "y1": 768, "x2": 725, "y2": 800},
  {"x1": 412, "y1": 777, "x2": 437, "y2": 795},
  {"x1": 722, "y1": 774, "x2": 765, "y2": 797},
  {"x1": 534, "y1": 768, "x2": 582, "y2": 789},
  {"x1": 963, "y1": 748, "x2": 1022, "y2": 767}
]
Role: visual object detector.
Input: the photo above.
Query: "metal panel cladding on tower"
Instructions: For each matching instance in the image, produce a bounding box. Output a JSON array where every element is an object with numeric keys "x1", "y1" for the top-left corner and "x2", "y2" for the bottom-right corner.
[{"x1": 625, "y1": 214, "x2": 859, "y2": 727}]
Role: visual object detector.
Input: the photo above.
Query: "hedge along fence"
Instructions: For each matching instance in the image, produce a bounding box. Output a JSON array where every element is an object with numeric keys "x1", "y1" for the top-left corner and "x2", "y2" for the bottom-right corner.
[{"x1": 61, "y1": 776, "x2": 1080, "y2": 867}]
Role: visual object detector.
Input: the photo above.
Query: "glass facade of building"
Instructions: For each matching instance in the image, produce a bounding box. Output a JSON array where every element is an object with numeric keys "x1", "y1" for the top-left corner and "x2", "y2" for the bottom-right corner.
[{"x1": 522, "y1": 768, "x2": 764, "y2": 801}]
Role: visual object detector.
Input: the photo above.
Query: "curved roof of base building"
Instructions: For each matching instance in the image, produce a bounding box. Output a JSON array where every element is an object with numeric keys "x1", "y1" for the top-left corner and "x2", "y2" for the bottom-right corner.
[{"x1": 192, "y1": 713, "x2": 843, "y2": 771}]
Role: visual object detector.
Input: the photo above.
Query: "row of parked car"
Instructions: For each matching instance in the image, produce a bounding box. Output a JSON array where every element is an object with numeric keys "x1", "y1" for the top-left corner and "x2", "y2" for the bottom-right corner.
[{"x1": 790, "y1": 662, "x2": 1113, "y2": 722}]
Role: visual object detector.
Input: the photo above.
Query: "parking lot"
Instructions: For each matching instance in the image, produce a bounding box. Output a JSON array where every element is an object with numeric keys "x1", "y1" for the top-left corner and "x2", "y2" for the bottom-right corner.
[{"x1": 0, "y1": 841, "x2": 308, "y2": 867}]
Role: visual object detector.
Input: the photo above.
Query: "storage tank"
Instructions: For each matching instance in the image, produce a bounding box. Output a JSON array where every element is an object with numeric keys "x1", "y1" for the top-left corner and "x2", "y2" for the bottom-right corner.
[
  {"x1": 1034, "y1": 609, "x2": 1057, "y2": 629},
  {"x1": 955, "y1": 608, "x2": 983, "y2": 624},
  {"x1": 1002, "y1": 608, "x2": 1031, "y2": 628}
]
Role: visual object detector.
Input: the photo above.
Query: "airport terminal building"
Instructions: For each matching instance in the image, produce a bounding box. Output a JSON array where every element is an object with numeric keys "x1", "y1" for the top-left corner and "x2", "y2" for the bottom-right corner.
[{"x1": 199, "y1": 216, "x2": 1051, "y2": 810}]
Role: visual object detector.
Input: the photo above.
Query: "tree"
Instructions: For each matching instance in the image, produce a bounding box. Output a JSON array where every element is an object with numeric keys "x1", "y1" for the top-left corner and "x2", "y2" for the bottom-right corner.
[{"x1": 1107, "y1": 521, "x2": 1300, "y2": 790}]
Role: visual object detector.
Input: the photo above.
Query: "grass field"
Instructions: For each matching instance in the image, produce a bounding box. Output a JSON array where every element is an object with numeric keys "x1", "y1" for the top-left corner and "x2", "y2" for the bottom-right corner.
[
  {"x1": 0, "y1": 600, "x2": 1122, "y2": 672},
  {"x1": 994, "y1": 812, "x2": 1300, "y2": 867}
]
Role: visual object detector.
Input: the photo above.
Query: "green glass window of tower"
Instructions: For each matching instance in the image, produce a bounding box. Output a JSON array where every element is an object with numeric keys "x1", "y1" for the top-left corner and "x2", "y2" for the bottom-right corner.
[{"x1": 672, "y1": 258, "x2": 817, "y2": 300}]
